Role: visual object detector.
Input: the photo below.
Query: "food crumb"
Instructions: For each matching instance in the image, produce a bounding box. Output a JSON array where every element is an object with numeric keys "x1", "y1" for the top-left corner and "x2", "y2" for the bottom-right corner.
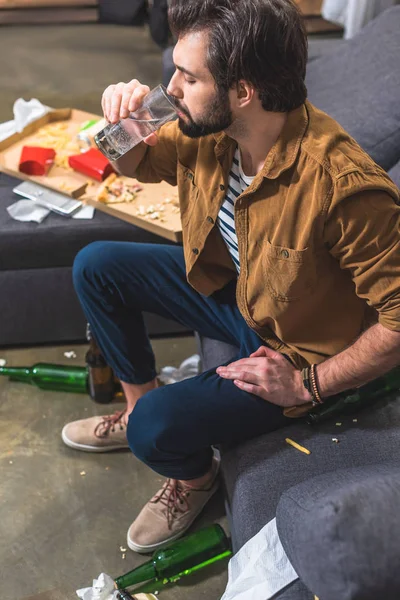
[
  {"x1": 122, "y1": 553, "x2": 126, "y2": 560},
  {"x1": 332, "y1": 438, "x2": 339, "y2": 443},
  {"x1": 120, "y1": 546, "x2": 127, "y2": 552},
  {"x1": 80, "y1": 470, "x2": 86, "y2": 476},
  {"x1": 64, "y1": 351, "x2": 77, "y2": 359},
  {"x1": 9, "y1": 460, "x2": 13, "y2": 464},
  {"x1": 285, "y1": 437, "x2": 311, "y2": 455},
  {"x1": 335, "y1": 422, "x2": 342, "y2": 426}
]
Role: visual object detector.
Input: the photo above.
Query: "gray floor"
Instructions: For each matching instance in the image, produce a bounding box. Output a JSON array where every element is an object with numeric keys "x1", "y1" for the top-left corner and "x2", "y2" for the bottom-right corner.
[
  {"x1": 0, "y1": 24, "x2": 163, "y2": 122},
  {"x1": 0, "y1": 337, "x2": 229, "y2": 600}
]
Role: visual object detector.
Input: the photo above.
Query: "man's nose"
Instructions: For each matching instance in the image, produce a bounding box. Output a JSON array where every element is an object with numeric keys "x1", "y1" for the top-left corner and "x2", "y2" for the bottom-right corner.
[{"x1": 167, "y1": 70, "x2": 184, "y2": 100}]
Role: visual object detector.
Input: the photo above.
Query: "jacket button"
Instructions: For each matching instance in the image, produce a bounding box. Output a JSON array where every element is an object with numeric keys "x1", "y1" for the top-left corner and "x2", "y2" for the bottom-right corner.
[
  {"x1": 219, "y1": 184, "x2": 225, "y2": 191},
  {"x1": 207, "y1": 216, "x2": 214, "y2": 224},
  {"x1": 192, "y1": 248, "x2": 199, "y2": 255},
  {"x1": 281, "y1": 249, "x2": 289, "y2": 258}
]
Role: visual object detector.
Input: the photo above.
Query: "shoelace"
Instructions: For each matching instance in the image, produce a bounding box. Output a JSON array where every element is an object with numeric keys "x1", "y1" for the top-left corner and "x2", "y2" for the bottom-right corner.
[
  {"x1": 94, "y1": 409, "x2": 126, "y2": 438},
  {"x1": 151, "y1": 479, "x2": 191, "y2": 529}
]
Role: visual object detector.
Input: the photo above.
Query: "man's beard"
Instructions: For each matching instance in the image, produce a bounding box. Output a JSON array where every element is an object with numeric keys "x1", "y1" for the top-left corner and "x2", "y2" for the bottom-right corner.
[{"x1": 176, "y1": 87, "x2": 233, "y2": 138}]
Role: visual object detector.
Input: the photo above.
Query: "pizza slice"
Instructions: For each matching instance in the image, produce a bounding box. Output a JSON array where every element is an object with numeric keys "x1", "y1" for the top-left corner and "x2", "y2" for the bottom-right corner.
[{"x1": 96, "y1": 173, "x2": 143, "y2": 204}]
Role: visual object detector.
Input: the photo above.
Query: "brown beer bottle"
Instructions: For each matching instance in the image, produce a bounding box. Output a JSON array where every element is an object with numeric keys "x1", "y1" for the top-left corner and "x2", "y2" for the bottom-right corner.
[{"x1": 85, "y1": 324, "x2": 115, "y2": 404}]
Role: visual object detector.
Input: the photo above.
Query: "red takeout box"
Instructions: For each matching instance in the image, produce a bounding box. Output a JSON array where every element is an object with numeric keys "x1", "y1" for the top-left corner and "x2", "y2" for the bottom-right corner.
[
  {"x1": 68, "y1": 148, "x2": 115, "y2": 182},
  {"x1": 19, "y1": 145, "x2": 56, "y2": 176}
]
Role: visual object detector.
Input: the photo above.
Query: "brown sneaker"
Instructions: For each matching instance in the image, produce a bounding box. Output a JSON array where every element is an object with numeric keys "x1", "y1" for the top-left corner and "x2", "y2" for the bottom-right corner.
[
  {"x1": 61, "y1": 410, "x2": 130, "y2": 452},
  {"x1": 127, "y1": 457, "x2": 220, "y2": 553}
]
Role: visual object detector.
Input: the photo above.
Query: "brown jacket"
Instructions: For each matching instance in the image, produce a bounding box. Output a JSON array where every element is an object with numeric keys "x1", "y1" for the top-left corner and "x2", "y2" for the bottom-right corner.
[{"x1": 136, "y1": 100, "x2": 400, "y2": 370}]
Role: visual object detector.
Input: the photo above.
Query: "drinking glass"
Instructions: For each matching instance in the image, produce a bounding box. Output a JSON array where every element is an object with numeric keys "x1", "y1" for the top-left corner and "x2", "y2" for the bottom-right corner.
[{"x1": 95, "y1": 84, "x2": 178, "y2": 161}]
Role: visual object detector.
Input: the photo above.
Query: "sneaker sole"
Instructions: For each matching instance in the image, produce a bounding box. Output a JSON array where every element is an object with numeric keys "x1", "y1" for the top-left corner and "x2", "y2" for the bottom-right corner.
[
  {"x1": 61, "y1": 425, "x2": 130, "y2": 453},
  {"x1": 127, "y1": 477, "x2": 220, "y2": 554}
]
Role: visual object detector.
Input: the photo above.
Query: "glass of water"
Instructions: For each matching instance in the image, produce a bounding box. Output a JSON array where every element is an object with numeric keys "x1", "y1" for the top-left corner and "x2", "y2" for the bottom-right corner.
[{"x1": 94, "y1": 84, "x2": 178, "y2": 161}]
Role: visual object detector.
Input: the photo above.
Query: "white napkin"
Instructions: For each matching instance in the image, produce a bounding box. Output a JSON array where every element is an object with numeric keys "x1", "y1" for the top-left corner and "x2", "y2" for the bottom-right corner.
[
  {"x1": 220, "y1": 518, "x2": 299, "y2": 600},
  {"x1": 76, "y1": 572, "x2": 117, "y2": 600},
  {"x1": 73, "y1": 204, "x2": 96, "y2": 219},
  {"x1": 0, "y1": 98, "x2": 51, "y2": 143},
  {"x1": 7, "y1": 199, "x2": 95, "y2": 223},
  {"x1": 7, "y1": 199, "x2": 50, "y2": 223}
]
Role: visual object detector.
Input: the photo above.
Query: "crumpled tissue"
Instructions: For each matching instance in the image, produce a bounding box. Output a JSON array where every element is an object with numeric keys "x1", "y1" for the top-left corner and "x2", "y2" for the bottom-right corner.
[
  {"x1": 220, "y1": 518, "x2": 299, "y2": 600},
  {"x1": 0, "y1": 97, "x2": 51, "y2": 143},
  {"x1": 7, "y1": 199, "x2": 51, "y2": 223},
  {"x1": 76, "y1": 572, "x2": 117, "y2": 600},
  {"x1": 158, "y1": 353, "x2": 201, "y2": 385}
]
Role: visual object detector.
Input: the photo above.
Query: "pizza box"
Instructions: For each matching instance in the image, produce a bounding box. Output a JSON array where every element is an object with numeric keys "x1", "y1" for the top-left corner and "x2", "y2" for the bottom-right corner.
[{"x1": 0, "y1": 107, "x2": 182, "y2": 242}]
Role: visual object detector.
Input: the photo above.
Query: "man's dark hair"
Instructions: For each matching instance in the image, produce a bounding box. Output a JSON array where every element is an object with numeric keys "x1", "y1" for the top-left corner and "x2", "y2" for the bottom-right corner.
[{"x1": 168, "y1": 0, "x2": 308, "y2": 112}]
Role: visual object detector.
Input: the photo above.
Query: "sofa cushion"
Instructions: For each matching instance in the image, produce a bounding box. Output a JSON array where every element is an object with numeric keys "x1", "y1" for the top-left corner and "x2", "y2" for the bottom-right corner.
[
  {"x1": 0, "y1": 172, "x2": 175, "y2": 271},
  {"x1": 388, "y1": 160, "x2": 400, "y2": 188},
  {"x1": 306, "y1": 6, "x2": 400, "y2": 171},
  {"x1": 194, "y1": 333, "x2": 238, "y2": 371},
  {"x1": 221, "y1": 392, "x2": 400, "y2": 550},
  {"x1": 276, "y1": 462, "x2": 400, "y2": 600}
]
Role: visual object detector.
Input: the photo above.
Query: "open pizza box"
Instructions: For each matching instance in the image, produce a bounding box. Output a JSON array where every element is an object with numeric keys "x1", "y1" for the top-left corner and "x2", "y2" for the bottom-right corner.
[{"x1": 0, "y1": 107, "x2": 182, "y2": 242}]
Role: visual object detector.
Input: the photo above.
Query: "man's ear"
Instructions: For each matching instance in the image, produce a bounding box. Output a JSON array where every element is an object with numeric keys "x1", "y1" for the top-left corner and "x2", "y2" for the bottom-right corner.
[{"x1": 235, "y1": 80, "x2": 254, "y2": 108}]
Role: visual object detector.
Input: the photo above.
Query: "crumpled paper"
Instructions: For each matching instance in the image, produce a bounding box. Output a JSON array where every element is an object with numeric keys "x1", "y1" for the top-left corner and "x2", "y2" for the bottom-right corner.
[
  {"x1": 0, "y1": 97, "x2": 51, "y2": 143},
  {"x1": 7, "y1": 198, "x2": 95, "y2": 223},
  {"x1": 76, "y1": 572, "x2": 117, "y2": 600},
  {"x1": 158, "y1": 353, "x2": 201, "y2": 385},
  {"x1": 7, "y1": 199, "x2": 51, "y2": 223},
  {"x1": 220, "y1": 518, "x2": 299, "y2": 600}
]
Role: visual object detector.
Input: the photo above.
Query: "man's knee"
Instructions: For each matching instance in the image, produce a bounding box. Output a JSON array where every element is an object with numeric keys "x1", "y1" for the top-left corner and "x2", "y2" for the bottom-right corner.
[
  {"x1": 73, "y1": 241, "x2": 124, "y2": 294},
  {"x1": 73, "y1": 241, "x2": 105, "y2": 290},
  {"x1": 127, "y1": 388, "x2": 179, "y2": 464}
]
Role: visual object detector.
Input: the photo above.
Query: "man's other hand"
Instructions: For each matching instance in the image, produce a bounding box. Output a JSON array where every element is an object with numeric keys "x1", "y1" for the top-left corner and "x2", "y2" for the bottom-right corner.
[{"x1": 216, "y1": 346, "x2": 312, "y2": 407}]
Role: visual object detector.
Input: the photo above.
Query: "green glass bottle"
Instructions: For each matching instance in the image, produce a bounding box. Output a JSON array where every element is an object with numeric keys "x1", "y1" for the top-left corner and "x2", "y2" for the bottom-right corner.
[
  {"x1": 0, "y1": 363, "x2": 88, "y2": 394},
  {"x1": 114, "y1": 525, "x2": 232, "y2": 590},
  {"x1": 307, "y1": 366, "x2": 400, "y2": 425}
]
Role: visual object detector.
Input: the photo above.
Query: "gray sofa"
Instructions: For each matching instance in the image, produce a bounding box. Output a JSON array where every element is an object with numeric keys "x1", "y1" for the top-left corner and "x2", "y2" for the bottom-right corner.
[
  {"x1": 193, "y1": 7, "x2": 400, "y2": 599},
  {"x1": 0, "y1": 175, "x2": 186, "y2": 348}
]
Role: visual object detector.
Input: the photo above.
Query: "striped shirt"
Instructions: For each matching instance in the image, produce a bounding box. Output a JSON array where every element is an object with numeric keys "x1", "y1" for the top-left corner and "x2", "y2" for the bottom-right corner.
[{"x1": 217, "y1": 147, "x2": 255, "y2": 273}]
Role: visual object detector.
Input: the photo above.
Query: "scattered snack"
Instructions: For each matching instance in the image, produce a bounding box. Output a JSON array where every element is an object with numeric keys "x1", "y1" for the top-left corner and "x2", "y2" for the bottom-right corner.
[
  {"x1": 96, "y1": 173, "x2": 143, "y2": 204},
  {"x1": 35, "y1": 121, "x2": 81, "y2": 170},
  {"x1": 68, "y1": 148, "x2": 115, "y2": 182},
  {"x1": 19, "y1": 145, "x2": 56, "y2": 176},
  {"x1": 285, "y1": 437, "x2": 311, "y2": 455}
]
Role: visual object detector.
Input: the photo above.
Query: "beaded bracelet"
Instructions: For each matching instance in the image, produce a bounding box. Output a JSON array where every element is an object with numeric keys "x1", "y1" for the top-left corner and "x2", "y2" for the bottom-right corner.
[
  {"x1": 301, "y1": 365, "x2": 323, "y2": 406},
  {"x1": 310, "y1": 363, "x2": 323, "y2": 404},
  {"x1": 301, "y1": 366, "x2": 318, "y2": 406}
]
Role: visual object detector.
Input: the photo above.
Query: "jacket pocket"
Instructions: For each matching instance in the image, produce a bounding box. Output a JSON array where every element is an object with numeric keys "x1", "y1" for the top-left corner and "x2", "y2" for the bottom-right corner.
[{"x1": 263, "y1": 241, "x2": 317, "y2": 301}]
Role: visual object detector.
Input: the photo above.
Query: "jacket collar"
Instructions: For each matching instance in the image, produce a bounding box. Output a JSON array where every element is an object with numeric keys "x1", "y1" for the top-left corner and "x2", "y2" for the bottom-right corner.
[{"x1": 213, "y1": 101, "x2": 309, "y2": 179}]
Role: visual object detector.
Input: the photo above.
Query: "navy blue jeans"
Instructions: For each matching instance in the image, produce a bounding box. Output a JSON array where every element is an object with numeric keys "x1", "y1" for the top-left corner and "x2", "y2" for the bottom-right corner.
[{"x1": 73, "y1": 242, "x2": 291, "y2": 480}]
